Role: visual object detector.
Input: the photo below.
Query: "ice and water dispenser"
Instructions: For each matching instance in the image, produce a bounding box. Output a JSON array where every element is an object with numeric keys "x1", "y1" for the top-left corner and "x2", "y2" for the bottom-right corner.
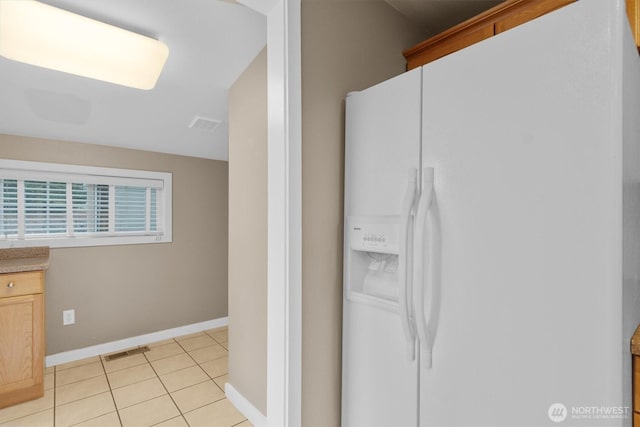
[{"x1": 345, "y1": 216, "x2": 401, "y2": 304}]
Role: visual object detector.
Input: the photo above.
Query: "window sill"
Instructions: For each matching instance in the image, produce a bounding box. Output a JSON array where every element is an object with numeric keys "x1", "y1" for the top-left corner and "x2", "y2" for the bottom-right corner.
[{"x1": 0, "y1": 234, "x2": 172, "y2": 249}]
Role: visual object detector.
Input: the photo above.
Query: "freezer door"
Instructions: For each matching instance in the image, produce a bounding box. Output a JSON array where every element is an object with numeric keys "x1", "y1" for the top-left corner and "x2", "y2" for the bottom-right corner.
[
  {"x1": 344, "y1": 67, "x2": 422, "y2": 218},
  {"x1": 342, "y1": 68, "x2": 421, "y2": 427},
  {"x1": 418, "y1": 0, "x2": 626, "y2": 426}
]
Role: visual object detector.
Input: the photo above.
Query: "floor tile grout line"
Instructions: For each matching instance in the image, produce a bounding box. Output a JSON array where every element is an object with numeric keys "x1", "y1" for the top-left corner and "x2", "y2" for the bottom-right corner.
[
  {"x1": 203, "y1": 327, "x2": 228, "y2": 340},
  {"x1": 102, "y1": 355, "x2": 153, "y2": 373},
  {"x1": 212, "y1": 339, "x2": 229, "y2": 348},
  {"x1": 174, "y1": 339, "x2": 227, "y2": 393},
  {"x1": 104, "y1": 362, "x2": 151, "y2": 376},
  {"x1": 54, "y1": 368, "x2": 179, "y2": 426},
  {"x1": 54, "y1": 374, "x2": 111, "y2": 407},
  {"x1": 100, "y1": 338, "x2": 182, "y2": 368},
  {"x1": 98, "y1": 355, "x2": 124, "y2": 427},
  {"x1": 54, "y1": 389, "x2": 111, "y2": 410},
  {"x1": 212, "y1": 337, "x2": 229, "y2": 347},
  {"x1": 54, "y1": 358, "x2": 101, "y2": 372},
  {"x1": 197, "y1": 355, "x2": 230, "y2": 389},
  {"x1": 41, "y1": 330, "x2": 226, "y2": 427},
  {"x1": 149, "y1": 415, "x2": 189, "y2": 427},
  {"x1": 180, "y1": 343, "x2": 223, "y2": 353},
  {"x1": 55, "y1": 373, "x2": 117, "y2": 425},
  {"x1": 170, "y1": 337, "x2": 230, "y2": 422},
  {"x1": 196, "y1": 329, "x2": 244, "y2": 425},
  {"x1": 55, "y1": 332, "x2": 226, "y2": 376},
  {"x1": 109, "y1": 375, "x2": 213, "y2": 412},
  {"x1": 122, "y1": 339, "x2": 202, "y2": 365},
  {"x1": 156, "y1": 349, "x2": 227, "y2": 396},
  {"x1": 143, "y1": 348, "x2": 191, "y2": 427},
  {"x1": 174, "y1": 331, "x2": 208, "y2": 341},
  {"x1": 103, "y1": 349, "x2": 177, "y2": 391},
  {"x1": 66, "y1": 407, "x2": 118, "y2": 427},
  {"x1": 205, "y1": 335, "x2": 229, "y2": 350},
  {"x1": 0, "y1": 407, "x2": 54, "y2": 426},
  {"x1": 107, "y1": 374, "x2": 160, "y2": 394},
  {"x1": 161, "y1": 377, "x2": 212, "y2": 395},
  {"x1": 0, "y1": 331, "x2": 227, "y2": 427},
  {"x1": 55, "y1": 373, "x2": 106, "y2": 390},
  {"x1": 0, "y1": 388, "x2": 56, "y2": 426},
  {"x1": 178, "y1": 395, "x2": 228, "y2": 421},
  {"x1": 177, "y1": 332, "x2": 225, "y2": 351}
]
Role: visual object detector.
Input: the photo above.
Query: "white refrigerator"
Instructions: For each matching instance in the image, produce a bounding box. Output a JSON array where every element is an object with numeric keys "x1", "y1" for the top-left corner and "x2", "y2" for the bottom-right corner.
[{"x1": 342, "y1": 0, "x2": 640, "y2": 426}]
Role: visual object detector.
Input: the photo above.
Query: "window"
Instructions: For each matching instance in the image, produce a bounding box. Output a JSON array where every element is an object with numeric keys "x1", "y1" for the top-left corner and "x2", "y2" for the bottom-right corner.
[{"x1": 0, "y1": 159, "x2": 172, "y2": 248}]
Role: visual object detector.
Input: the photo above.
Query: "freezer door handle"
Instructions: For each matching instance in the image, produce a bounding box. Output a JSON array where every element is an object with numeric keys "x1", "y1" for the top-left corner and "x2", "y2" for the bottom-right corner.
[
  {"x1": 398, "y1": 168, "x2": 417, "y2": 361},
  {"x1": 413, "y1": 167, "x2": 438, "y2": 369}
]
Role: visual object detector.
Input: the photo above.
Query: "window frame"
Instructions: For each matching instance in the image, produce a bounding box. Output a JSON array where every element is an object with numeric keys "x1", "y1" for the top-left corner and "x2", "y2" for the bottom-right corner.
[{"x1": 0, "y1": 159, "x2": 172, "y2": 249}]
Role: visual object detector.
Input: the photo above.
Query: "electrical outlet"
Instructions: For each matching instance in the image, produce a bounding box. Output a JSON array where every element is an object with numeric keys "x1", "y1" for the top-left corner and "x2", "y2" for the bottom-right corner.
[{"x1": 63, "y1": 309, "x2": 75, "y2": 325}]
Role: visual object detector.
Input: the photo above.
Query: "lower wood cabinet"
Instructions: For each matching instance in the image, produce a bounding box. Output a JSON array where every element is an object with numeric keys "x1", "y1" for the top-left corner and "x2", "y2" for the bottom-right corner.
[{"x1": 0, "y1": 271, "x2": 45, "y2": 409}]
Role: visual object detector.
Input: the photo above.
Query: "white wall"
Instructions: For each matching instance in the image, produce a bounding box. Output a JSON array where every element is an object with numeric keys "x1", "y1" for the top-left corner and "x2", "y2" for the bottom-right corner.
[
  {"x1": 228, "y1": 47, "x2": 268, "y2": 416},
  {"x1": 300, "y1": 1, "x2": 429, "y2": 424}
]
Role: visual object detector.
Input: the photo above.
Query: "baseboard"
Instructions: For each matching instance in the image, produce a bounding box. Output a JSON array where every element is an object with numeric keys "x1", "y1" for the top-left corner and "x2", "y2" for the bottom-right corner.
[
  {"x1": 45, "y1": 317, "x2": 228, "y2": 367},
  {"x1": 225, "y1": 383, "x2": 267, "y2": 427}
]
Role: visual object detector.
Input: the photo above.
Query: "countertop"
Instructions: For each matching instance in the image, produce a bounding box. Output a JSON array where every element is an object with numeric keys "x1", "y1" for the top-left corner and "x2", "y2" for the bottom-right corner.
[{"x1": 0, "y1": 247, "x2": 50, "y2": 274}]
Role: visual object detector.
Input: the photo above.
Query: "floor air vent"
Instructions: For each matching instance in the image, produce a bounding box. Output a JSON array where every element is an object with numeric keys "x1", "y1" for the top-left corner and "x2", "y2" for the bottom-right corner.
[{"x1": 104, "y1": 346, "x2": 150, "y2": 361}]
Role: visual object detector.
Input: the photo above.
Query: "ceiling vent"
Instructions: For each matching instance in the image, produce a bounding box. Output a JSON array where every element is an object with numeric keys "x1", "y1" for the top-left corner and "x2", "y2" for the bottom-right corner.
[{"x1": 188, "y1": 116, "x2": 222, "y2": 132}]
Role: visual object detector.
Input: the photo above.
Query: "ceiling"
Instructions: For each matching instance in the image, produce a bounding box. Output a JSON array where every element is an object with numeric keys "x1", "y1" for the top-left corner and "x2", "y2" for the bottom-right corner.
[
  {"x1": 0, "y1": 0, "x2": 503, "y2": 162},
  {"x1": 0, "y1": 0, "x2": 267, "y2": 161}
]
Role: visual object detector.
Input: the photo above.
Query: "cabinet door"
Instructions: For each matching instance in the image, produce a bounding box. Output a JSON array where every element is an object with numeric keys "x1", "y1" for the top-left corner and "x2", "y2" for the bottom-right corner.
[
  {"x1": 494, "y1": 0, "x2": 575, "y2": 34},
  {"x1": 0, "y1": 294, "x2": 44, "y2": 408},
  {"x1": 627, "y1": 0, "x2": 640, "y2": 49},
  {"x1": 635, "y1": 356, "x2": 640, "y2": 415},
  {"x1": 406, "y1": 23, "x2": 494, "y2": 70}
]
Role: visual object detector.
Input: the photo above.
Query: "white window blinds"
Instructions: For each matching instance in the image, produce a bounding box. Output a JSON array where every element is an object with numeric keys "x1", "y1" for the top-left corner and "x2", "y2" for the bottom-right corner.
[{"x1": 0, "y1": 160, "x2": 172, "y2": 248}]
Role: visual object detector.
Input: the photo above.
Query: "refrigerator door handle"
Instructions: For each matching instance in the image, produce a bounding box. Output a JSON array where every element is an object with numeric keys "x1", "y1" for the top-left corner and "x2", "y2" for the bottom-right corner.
[
  {"x1": 413, "y1": 167, "x2": 436, "y2": 369},
  {"x1": 398, "y1": 168, "x2": 417, "y2": 361}
]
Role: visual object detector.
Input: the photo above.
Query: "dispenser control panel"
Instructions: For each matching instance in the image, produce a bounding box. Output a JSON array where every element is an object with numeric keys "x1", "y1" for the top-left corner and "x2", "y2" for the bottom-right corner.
[{"x1": 350, "y1": 218, "x2": 399, "y2": 254}]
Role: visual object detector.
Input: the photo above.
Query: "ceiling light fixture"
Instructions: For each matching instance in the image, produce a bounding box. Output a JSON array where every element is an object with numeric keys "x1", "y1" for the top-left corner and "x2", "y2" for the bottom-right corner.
[{"x1": 0, "y1": 0, "x2": 169, "y2": 90}]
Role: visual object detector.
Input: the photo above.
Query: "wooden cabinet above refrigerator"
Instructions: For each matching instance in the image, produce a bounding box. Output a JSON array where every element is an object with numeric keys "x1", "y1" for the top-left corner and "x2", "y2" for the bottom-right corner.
[{"x1": 404, "y1": 0, "x2": 640, "y2": 70}]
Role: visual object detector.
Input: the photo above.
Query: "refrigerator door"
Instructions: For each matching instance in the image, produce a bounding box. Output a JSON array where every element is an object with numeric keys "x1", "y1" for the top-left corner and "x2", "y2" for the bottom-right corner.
[
  {"x1": 342, "y1": 68, "x2": 422, "y2": 427},
  {"x1": 419, "y1": 0, "x2": 624, "y2": 426}
]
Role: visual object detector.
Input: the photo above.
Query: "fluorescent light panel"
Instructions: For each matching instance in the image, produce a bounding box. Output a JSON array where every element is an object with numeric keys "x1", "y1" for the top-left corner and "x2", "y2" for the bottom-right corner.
[{"x1": 0, "y1": 0, "x2": 169, "y2": 90}]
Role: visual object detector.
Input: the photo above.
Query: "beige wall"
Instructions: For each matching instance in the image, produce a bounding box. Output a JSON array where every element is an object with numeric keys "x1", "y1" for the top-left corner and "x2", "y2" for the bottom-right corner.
[
  {"x1": 228, "y1": 47, "x2": 268, "y2": 415},
  {"x1": 300, "y1": 1, "x2": 429, "y2": 425},
  {"x1": 0, "y1": 134, "x2": 228, "y2": 355}
]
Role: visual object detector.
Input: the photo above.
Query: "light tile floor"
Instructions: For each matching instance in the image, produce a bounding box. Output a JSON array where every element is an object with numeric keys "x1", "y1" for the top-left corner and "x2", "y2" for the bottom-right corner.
[{"x1": 0, "y1": 327, "x2": 253, "y2": 427}]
